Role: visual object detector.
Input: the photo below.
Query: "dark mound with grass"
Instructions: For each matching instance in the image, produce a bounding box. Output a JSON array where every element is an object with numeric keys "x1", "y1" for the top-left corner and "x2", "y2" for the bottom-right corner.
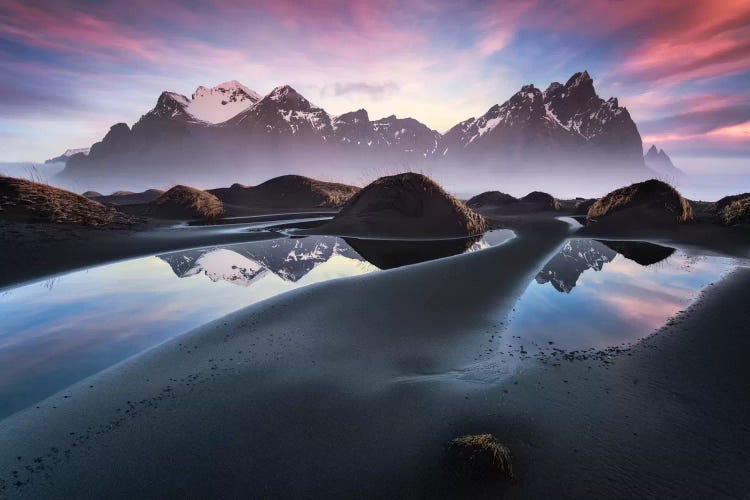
[
  {"x1": 715, "y1": 193, "x2": 750, "y2": 212},
  {"x1": 95, "y1": 189, "x2": 165, "y2": 206},
  {"x1": 209, "y1": 175, "x2": 359, "y2": 209},
  {"x1": 714, "y1": 193, "x2": 750, "y2": 226},
  {"x1": 447, "y1": 434, "x2": 513, "y2": 480},
  {"x1": 574, "y1": 198, "x2": 596, "y2": 215},
  {"x1": 82, "y1": 190, "x2": 103, "y2": 198},
  {"x1": 466, "y1": 191, "x2": 518, "y2": 209},
  {"x1": 150, "y1": 185, "x2": 224, "y2": 220},
  {"x1": 0, "y1": 176, "x2": 135, "y2": 226},
  {"x1": 520, "y1": 191, "x2": 560, "y2": 210},
  {"x1": 718, "y1": 198, "x2": 750, "y2": 226},
  {"x1": 587, "y1": 179, "x2": 692, "y2": 228},
  {"x1": 319, "y1": 173, "x2": 486, "y2": 238}
]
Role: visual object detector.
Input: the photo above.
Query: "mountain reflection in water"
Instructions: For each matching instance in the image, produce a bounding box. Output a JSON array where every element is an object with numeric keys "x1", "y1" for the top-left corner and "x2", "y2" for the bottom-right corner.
[
  {"x1": 500, "y1": 239, "x2": 734, "y2": 355},
  {"x1": 536, "y1": 239, "x2": 677, "y2": 293},
  {"x1": 159, "y1": 230, "x2": 514, "y2": 283},
  {"x1": 0, "y1": 230, "x2": 513, "y2": 419}
]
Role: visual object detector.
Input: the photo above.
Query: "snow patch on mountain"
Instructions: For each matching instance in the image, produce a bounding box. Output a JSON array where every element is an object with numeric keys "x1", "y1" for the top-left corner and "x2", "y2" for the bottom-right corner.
[
  {"x1": 187, "y1": 249, "x2": 268, "y2": 286},
  {"x1": 186, "y1": 81, "x2": 261, "y2": 123}
]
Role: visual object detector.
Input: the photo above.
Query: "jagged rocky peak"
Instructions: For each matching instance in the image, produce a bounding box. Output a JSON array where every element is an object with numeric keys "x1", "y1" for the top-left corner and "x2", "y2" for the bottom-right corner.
[
  {"x1": 264, "y1": 85, "x2": 317, "y2": 110},
  {"x1": 565, "y1": 71, "x2": 596, "y2": 97},
  {"x1": 371, "y1": 115, "x2": 441, "y2": 155},
  {"x1": 644, "y1": 145, "x2": 685, "y2": 178},
  {"x1": 332, "y1": 109, "x2": 372, "y2": 141},
  {"x1": 332, "y1": 109, "x2": 370, "y2": 131},
  {"x1": 335, "y1": 109, "x2": 370, "y2": 124},
  {"x1": 504, "y1": 84, "x2": 545, "y2": 119},
  {"x1": 150, "y1": 92, "x2": 192, "y2": 120},
  {"x1": 544, "y1": 70, "x2": 599, "y2": 124},
  {"x1": 102, "y1": 123, "x2": 130, "y2": 142},
  {"x1": 645, "y1": 144, "x2": 672, "y2": 164},
  {"x1": 437, "y1": 70, "x2": 644, "y2": 169}
]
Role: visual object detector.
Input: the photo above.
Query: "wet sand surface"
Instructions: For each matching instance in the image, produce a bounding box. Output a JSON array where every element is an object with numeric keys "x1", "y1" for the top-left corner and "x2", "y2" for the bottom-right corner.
[{"x1": 0, "y1": 216, "x2": 748, "y2": 498}]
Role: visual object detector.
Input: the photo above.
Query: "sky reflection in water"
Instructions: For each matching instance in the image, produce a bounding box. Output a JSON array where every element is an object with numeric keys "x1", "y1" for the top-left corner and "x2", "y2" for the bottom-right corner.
[
  {"x1": 506, "y1": 239, "x2": 735, "y2": 351},
  {"x1": 449, "y1": 239, "x2": 737, "y2": 385}
]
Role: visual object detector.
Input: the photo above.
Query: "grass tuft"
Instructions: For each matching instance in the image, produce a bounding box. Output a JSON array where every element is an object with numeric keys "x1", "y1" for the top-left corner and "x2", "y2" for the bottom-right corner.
[{"x1": 447, "y1": 433, "x2": 514, "y2": 480}]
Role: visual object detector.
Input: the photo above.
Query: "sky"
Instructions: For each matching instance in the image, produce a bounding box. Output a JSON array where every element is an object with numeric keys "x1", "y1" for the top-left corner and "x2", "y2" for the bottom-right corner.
[{"x1": 0, "y1": 0, "x2": 749, "y2": 175}]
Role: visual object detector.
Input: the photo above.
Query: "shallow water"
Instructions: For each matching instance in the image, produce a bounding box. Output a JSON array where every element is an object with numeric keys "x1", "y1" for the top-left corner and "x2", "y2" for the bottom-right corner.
[
  {"x1": 0, "y1": 230, "x2": 512, "y2": 420},
  {"x1": 460, "y1": 239, "x2": 736, "y2": 382}
]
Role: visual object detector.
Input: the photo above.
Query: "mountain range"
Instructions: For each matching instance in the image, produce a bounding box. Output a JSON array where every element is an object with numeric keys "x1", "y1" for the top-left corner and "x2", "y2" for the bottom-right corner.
[{"x1": 55, "y1": 72, "x2": 673, "y2": 194}]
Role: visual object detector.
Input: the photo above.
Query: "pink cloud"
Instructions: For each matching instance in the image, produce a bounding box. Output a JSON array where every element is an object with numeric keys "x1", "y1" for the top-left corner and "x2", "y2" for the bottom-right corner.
[
  {"x1": 643, "y1": 119, "x2": 750, "y2": 146},
  {"x1": 587, "y1": 0, "x2": 750, "y2": 84},
  {"x1": 707, "y1": 120, "x2": 750, "y2": 140},
  {"x1": 475, "y1": 1, "x2": 536, "y2": 56},
  {"x1": 622, "y1": 92, "x2": 748, "y2": 121},
  {"x1": 253, "y1": 0, "x2": 426, "y2": 58},
  {"x1": 490, "y1": 0, "x2": 750, "y2": 85},
  {"x1": 0, "y1": 1, "x2": 161, "y2": 61}
]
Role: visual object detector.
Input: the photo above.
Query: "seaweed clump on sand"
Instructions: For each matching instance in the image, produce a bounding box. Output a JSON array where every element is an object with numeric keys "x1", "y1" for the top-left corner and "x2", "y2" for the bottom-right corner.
[
  {"x1": 447, "y1": 433, "x2": 513, "y2": 480},
  {"x1": 150, "y1": 185, "x2": 225, "y2": 221}
]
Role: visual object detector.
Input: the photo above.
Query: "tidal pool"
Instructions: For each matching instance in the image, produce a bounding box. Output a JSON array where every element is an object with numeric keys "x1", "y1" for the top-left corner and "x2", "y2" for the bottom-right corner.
[
  {"x1": 462, "y1": 239, "x2": 737, "y2": 382},
  {"x1": 0, "y1": 230, "x2": 513, "y2": 419}
]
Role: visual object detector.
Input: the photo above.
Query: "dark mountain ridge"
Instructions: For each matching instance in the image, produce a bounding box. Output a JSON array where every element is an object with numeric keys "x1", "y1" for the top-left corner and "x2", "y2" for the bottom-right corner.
[{"x1": 59, "y1": 72, "x2": 654, "y2": 194}]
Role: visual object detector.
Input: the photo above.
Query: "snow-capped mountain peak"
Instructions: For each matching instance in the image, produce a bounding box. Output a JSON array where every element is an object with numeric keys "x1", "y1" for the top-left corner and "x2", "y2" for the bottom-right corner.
[
  {"x1": 262, "y1": 85, "x2": 319, "y2": 110},
  {"x1": 186, "y1": 81, "x2": 261, "y2": 123},
  {"x1": 62, "y1": 147, "x2": 90, "y2": 157},
  {"x1": 44, "y1": 147, "x2": 90, "y2": 164}
]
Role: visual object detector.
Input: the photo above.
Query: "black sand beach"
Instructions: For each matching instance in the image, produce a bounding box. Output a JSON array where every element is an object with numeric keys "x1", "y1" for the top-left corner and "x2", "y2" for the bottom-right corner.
[{"x1": 0, "y1": 214, "x2": 747, "y2": 498}]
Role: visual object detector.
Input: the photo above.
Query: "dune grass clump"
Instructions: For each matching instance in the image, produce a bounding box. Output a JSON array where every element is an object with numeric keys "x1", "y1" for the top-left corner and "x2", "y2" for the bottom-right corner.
[
  {"x1": 587, "y1": 179, "x2": 692, "y2": 223},
  {"x1": 210, "y1": 175, "x2": 360, "y2": 209},
  {"x1": 520, "y1": 191, "x2": 560, "y2": 210},
  {"x1": 717, "y1": 197, "x2": 750, "y2": 226},
  {"x1": 447, "y1": 433, "x2": 513, "y2": 480},
  {"x1": 574, "y1": 198, "x2": 596, "y2": 215},
  {"x1": 151, "y1": 185, "x2": 225, "y2": 220},
  {"x1": 466, "y1": 191, "x2": 518, "y2": 209},
  {"x1": 334, "y1": 172, "x2": 487, "y2": 237},
  {"x1": 0, "y1": 176, "x2": 135, "y2": 226},
  {"x1": 256, "y1": 175, "x2": 360, "y2": 208}
]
